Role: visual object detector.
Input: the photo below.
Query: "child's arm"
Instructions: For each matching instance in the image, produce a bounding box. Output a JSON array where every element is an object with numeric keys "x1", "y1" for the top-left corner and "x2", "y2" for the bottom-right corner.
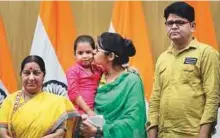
[
  {"x1": 75, "y1": 96, "x2": 96, "y2": 116},
  {"x1": 67, "y1": 68, "x2": 96, "y2": 116}
]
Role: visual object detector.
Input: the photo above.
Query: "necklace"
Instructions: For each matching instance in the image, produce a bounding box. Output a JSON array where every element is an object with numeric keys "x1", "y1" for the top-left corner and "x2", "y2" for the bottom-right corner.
[{"x1": 22, "y1": 90, "x2": 38, "y2": 102}]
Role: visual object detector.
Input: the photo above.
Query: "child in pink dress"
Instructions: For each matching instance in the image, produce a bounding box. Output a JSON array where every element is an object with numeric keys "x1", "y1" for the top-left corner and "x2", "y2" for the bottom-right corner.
[{"x1": 66, "y1": 35, "x2": 102, "y2": 116}]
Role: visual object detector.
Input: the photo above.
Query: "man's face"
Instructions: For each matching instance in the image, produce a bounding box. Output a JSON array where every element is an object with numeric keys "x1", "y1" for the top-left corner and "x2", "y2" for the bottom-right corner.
[{"x1": 165, "y1": 14, "x2": 195, "y2": 42}]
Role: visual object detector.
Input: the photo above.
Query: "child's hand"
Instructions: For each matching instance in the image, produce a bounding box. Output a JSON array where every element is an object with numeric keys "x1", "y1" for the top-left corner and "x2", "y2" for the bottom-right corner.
[
  {"x1": 87, "y1": 110, "x2": 96, "y2": 117},
  {"x1": 82, "y1": 114, "x2": 89, "y2": 121}
]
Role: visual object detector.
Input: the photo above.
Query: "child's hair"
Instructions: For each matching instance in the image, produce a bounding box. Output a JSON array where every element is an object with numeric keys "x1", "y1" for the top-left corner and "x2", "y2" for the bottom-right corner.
[{"x1": 73, "y1": 35, "x2": 95, "y2": 55}]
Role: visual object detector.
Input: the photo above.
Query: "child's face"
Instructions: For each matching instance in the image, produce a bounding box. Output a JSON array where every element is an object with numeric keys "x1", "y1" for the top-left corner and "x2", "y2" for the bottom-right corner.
[{"x1": 75, "y1": 42, "x2": 94, "y2": 68}]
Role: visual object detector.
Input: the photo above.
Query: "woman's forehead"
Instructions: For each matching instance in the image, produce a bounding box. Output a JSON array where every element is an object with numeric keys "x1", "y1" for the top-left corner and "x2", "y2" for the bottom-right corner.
[{"x1": 23, "y1": 62, "x2": 40, "y2": 70}]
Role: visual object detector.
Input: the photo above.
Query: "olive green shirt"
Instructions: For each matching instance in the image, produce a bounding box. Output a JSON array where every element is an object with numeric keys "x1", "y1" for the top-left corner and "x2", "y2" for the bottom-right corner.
[{"x1": 148, "y1": 39, "x2": 220, "y2": 137}]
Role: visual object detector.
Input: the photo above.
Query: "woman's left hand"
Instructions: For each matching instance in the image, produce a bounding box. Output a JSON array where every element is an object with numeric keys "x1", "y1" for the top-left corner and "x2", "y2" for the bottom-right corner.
[{"x1": 80, "y1": 121, "x2": 97, "y2": 138}]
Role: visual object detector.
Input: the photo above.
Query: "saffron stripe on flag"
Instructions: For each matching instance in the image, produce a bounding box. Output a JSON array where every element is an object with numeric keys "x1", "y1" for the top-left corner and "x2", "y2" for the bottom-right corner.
[
  {"x1": 187, "y1": 1, "x2": 218, "y2": 50},
  {"x1": 0, "y1": 17, "x2": 18, "y2": 104}
]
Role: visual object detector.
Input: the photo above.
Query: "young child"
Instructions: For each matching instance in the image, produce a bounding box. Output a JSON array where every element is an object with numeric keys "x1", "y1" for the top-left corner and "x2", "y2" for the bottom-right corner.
[{"x1": 66, "y1": 35, "x2": 102, "y2": 116}]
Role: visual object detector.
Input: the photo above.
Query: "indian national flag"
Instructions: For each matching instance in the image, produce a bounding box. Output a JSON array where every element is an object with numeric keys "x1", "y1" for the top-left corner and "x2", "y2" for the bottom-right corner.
[
  {"x1": 0, "y1": 17, "x2": 17, "y2": 104},
  {"x1": 109, "y1": 1, "x2": 154, "y2": 110},
  {"x1": 30, "y1": 1, "x2": 76, "y2": 96}
]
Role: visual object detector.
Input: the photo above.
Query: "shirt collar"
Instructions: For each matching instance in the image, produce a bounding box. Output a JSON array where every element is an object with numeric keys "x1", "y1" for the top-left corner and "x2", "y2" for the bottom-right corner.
[{"x1": 167, "y1": 37, "x2": 198, "y2": 54}]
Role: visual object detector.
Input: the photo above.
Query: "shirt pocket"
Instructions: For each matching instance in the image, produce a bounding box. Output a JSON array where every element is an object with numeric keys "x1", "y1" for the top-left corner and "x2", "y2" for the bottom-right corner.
[{"x1": 181, "y1": 65, "x2": 195, "y2": 83}]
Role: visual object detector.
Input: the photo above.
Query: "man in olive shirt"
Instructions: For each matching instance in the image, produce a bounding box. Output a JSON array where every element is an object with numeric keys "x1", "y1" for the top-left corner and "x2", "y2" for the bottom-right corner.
[{"x1": 148, "y1": 2, "x2": 220, "y2": 138}]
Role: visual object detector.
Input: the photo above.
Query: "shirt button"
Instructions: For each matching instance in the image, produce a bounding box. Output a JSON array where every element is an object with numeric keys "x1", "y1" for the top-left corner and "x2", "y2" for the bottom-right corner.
[{"x1": 146, "y1": 121, "x2": 151, "y2": 127}]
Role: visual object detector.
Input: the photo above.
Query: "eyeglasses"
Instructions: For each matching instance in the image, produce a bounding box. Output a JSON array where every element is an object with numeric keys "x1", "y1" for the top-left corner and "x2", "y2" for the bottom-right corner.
[
  {"x1": 95, "y1": 36, "x2": 119, "y2": 57},
  {"x1": 165, "y1": 20, "x2": 190, "y2": 27},
  {"x1": 95, "y1": 45, "x2": 119, "y2": 57}
]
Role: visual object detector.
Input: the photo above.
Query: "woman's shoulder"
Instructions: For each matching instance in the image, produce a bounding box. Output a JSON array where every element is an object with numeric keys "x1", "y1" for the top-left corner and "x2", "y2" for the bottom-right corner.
[
  {"x1": 7, "y1": 90, "x2": 20, "y2": 99},
  {"x1": 42, "y1": 92, "x2": 72, "y2": 103},
  {"x1": 42, "y1": 91, "x2": 66, "y2": 99},
  {"x1": 125, "y1": 71, "x2": 142, "y2": 81},
  {"x1": 120, "y1": 71, "x2": 143, "y2": 87},
  {"x1": 40, "y1": 92, "x2": 75, "y2": 111},
  {"x1": 1, "y1": 90, "x2": 20, "y2": 105}
]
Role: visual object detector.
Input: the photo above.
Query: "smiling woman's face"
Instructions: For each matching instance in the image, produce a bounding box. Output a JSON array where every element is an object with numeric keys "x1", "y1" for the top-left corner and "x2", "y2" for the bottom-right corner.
[{"x1": 21, "y1": 62, "x2": 44, "y2": 94}]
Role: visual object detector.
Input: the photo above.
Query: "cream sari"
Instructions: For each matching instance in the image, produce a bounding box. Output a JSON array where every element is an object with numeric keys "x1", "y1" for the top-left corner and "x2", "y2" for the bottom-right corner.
[{"x1": 0, "y1": 91, "x2": 80, "y2": 138}]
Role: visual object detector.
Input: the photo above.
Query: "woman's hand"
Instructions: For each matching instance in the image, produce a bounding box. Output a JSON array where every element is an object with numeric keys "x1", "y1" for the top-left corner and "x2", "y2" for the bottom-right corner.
[{"x1": 80, "y1": 121, "x2": 97, "y2": 138}]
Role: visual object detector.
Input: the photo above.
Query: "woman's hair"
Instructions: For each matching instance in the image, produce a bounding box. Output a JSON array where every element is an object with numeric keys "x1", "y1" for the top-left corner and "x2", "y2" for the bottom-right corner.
[
  {"x1": 20, "y1": 55, "x2": 46, "y2": 76},
  {"x1": 98, "y1": 32, "x2": 136, "y2": 66},
  {"x1": 73, "y1": 35, "x2": 95, "y2": 55}
]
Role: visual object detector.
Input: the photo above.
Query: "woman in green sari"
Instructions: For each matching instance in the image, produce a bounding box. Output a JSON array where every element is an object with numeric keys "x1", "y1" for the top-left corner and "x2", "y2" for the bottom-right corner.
[{"x1": 81, "y1": 32, "x2": 147, "y2": 138}]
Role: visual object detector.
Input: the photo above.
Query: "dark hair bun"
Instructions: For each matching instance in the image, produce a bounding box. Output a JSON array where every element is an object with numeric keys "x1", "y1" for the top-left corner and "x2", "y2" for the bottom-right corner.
[
  {"x1": 124, "y1": 39, "x2": 136, "y2": 57},
  {"x1": 100, "y1": 32, "x2": 136, "y2": 65}
]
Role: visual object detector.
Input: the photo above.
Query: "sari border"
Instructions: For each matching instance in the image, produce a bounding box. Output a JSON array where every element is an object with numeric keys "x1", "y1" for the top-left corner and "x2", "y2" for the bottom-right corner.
[{"x1": 44, "y1": 110, "x2": 80, "y2": 135}]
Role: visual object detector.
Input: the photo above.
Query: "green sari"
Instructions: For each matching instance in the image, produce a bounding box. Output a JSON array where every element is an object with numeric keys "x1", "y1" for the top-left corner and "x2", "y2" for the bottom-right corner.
[{"x1": 95, "y1": 72, "x2": 147, "y2": 138}]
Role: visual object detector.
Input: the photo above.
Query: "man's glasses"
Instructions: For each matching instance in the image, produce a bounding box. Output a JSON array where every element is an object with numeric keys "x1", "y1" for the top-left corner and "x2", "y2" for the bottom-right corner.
[{"x1": 165, "y1": 20, "x2": 190, "y2": 27}]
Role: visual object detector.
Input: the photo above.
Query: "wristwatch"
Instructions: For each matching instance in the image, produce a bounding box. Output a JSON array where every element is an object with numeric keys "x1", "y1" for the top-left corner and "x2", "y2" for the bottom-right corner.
[{"x1": 95, "y1": 126, "x2": 103, "y2": 138}]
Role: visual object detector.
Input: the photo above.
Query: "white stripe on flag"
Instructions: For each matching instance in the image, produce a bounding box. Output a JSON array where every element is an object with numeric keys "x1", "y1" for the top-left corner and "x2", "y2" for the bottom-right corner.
[
  {"x1": 108, "y1": 22, "x2": 116, "y2": 33},
  {"x1": 0, "y1": 80, "x2": 8, "y2": 104},
  {"x1": 0, "y1": 80, "x2": 7, "y2": 94},
  {"x1": 30, "y1": 17, "x2": 67, "y2": 96}
]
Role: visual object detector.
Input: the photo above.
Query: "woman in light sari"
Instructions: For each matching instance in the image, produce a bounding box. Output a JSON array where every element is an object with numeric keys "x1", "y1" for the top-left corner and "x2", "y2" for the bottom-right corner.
[
  {"x1": 0, "y1": 55, "x2": 79, "y2": 138},
  {"x1": 81, "y1": 32, "x2": 147, "y2": 138}
]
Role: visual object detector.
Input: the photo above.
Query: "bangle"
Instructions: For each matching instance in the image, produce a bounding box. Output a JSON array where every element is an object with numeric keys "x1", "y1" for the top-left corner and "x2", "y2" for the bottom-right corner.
[{"x1": 95, "y1": 126, "x2": 102, "y2": 138}]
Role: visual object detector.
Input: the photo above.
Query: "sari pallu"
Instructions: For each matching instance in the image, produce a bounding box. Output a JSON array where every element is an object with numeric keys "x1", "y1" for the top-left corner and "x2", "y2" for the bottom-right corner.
[
  {"x1": 0, "y1": 91, "x2": 80, "y2": 138},
  {"x1": 95, "y1": 72, "x2": 147, "y2": 138}
]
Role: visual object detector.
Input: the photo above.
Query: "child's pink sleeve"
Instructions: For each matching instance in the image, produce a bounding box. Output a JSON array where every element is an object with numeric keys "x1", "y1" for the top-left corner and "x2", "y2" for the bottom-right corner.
[{"x1": 66, "y1": 69, "x2": 80, "y2": 102}]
